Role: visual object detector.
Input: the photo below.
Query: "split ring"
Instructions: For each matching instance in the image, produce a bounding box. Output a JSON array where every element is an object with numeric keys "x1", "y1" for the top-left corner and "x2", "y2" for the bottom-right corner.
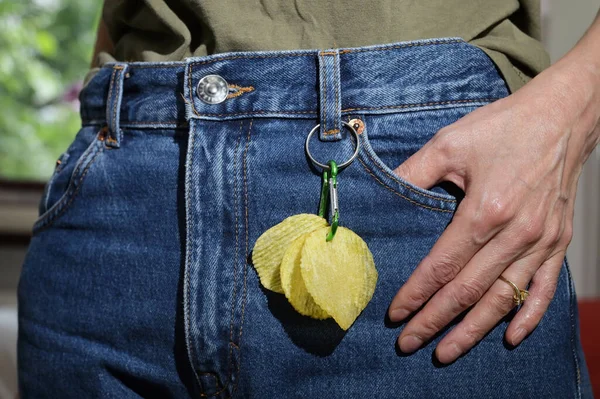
[{"x1": 305, "y1": 121, "x2": 360, "y2": 171}]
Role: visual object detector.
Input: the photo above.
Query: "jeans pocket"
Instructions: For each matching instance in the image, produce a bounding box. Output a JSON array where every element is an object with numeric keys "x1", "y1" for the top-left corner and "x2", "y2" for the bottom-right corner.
[
  {"x1": 351, "y1": 105, "x2": 491, "y2": 213},
  {"x1": 33, "y1": 126, "x2": 106, "y2": 233}
]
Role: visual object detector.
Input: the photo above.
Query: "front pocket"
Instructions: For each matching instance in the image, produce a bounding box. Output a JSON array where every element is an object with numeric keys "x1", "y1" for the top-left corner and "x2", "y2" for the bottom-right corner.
[
  {"x1": 33, "y1": 126, "x2": 106, "y2": 233},
  {"x1": 349, "y1": 106, "x2": 488, "y2": 213}
]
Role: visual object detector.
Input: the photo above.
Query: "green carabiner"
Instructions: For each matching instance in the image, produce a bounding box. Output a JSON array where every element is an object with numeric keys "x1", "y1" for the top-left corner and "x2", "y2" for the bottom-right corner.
[
  {"x1": 318, "y1": 169, "x2": 329, "y2": 219},
  {"x1": 326, "y1": 160, "x2": 339, "y2": 242}
]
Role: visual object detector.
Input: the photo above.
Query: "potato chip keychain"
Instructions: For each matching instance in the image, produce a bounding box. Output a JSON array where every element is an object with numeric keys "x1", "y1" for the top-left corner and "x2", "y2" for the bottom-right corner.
[{"x1": 252, "y1": 122, "x2": 378, "y2": 330}]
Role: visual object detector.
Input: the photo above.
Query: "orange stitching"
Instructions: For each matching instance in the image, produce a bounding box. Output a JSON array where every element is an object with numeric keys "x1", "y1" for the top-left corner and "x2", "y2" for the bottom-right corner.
[
  {"x1": 357, "y1": 156, "x2": 454, "y2": 213},
  {"x1": 227, "y1": 84, "x2": 255, "y2": 99},
  {"x1": 323, "y1": 129, "x2": 340, "y2": 136}
]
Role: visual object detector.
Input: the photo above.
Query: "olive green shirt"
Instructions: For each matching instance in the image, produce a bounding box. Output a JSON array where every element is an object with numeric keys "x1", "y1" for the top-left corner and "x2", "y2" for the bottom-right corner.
[{"x1": 92, "y1": 0, "x2": 550, "y2": 93}]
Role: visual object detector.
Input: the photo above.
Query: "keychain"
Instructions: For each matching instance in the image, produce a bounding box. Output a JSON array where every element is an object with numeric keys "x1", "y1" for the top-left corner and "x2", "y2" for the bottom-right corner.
[{"x1": 252, "y1": 122, "x2": 378, "y2": 330}]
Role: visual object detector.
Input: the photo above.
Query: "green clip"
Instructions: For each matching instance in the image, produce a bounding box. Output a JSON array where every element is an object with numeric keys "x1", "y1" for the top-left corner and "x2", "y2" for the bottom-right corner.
[
  {"x1": 326, "y1": 160, "x2": 339, "y2": 241},
  {"x1": 318, "y1": 169, "x2": 329, "y2": 219},
  {"x1": 317, "y1": 160, "x2": 340, "y2": 241}
]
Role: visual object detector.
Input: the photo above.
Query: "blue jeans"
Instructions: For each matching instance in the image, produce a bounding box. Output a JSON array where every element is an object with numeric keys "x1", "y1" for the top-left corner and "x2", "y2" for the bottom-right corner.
[{"x1": 18, "y1": 37, "x2": 593, "y2": 398}]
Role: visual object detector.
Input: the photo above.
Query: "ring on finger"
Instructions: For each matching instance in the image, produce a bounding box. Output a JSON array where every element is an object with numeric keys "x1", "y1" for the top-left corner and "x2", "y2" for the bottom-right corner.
[{"x1": 498, "y1": 275, "x2": 530, "y2": 306}]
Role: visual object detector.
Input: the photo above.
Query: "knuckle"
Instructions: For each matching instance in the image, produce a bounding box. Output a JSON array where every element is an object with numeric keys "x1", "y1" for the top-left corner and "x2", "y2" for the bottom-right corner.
[
  {"x1": 559, "y1": 223, "x2": 574, "y2": 247},
  {"x1": 489, "y1": 288, "x2": 517, "y2": 312},
  {"x1": 482, "y1": 195, "x2": 515, "y2": 227},
  {"x1": 539, "y1": 281, "x2": 558, "y2": 304},
  {"x1": 541, "y1": 223, "x2": 562, "y2": 248},
  {"x1": 450, "y1": 279, "x2": 485, "y2": 309},
  {"x1": 519, "y1": 218, "x2": 545, "y2": 245},
  {"x1": 404, "y1": 285, "x2": 429, "y2": 307},
  {"x1": 422, "y1": 311, "x2": 447, "y2": 335},
  {"x1": 432, "y1": 128, "x2": 459, "y2": 154},
  {"x1": 425, "y1": 255, "x2": 462, "y2": 286}
]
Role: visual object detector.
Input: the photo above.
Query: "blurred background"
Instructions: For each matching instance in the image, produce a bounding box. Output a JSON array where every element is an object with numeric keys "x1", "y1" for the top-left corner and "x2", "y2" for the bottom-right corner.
[{"x1": 0, "y1": 0, "x2": 599, "y2": 397}]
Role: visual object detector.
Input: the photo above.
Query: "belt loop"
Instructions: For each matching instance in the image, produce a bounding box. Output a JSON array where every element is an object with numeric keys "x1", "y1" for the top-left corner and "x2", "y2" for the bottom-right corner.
[
  {"x1": 318, "y1": 49, "x2": 342, "y2": 141},
  {"x1": 105, "y1": 63, "x2": 129, "y2": 148}
]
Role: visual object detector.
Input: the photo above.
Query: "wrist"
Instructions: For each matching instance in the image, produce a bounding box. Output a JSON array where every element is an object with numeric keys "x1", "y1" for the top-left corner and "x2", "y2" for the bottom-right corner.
[
  {"x1": 533, "y1": 53, "x2": 600, "y2": 134},
  {"x1": 550, "y1": 19, "x2": 600, "y2": 120}
]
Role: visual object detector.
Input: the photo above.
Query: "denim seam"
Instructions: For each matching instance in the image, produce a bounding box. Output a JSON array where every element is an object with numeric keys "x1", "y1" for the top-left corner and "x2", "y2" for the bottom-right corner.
[
  {"x1": 224, "y1": 121, "x2": 244, "y2": 396},
  {"x1": 342, "y1": 99, "x2": 498, "y2": 113},
  {"x1": 107, "y1": 65, "x2": 126, "y2": 146},
  {"x1": 320, "y1": 51, "x2": 329, "y2": 134},
  {"x1": 356, "y1": 155, "x2": 453, "y2": 213},
  {"x1": 234, "y1": 118, "x2": 253, "y2": 396},
  {"x1": 360, "y1": 137, "x2": 457, "y2": 203},
  {"x1": 334, "y1": 51, "x2": 340, "y2": 133},
  {"x1": 186, "y1": 99, "x2": 498, "y2": 119},
  {"x1": 183, "y1": 125, "x2": 224, "y2": 395},
  {"x1": 565, "y1": 258, "x2": 582, "y2": 398},
  {"x1": 191, "y1": 120, "x2": 253, "y2": 399},
  {"x1": 83, "y1": 98, "x2": 497, "y2": 127},
  {"x1": 33, "y1": 135, "x2": 105, "y2": 232},
  {"x1": 185, "y1": 39, "x2": 462, "y2": 67}
]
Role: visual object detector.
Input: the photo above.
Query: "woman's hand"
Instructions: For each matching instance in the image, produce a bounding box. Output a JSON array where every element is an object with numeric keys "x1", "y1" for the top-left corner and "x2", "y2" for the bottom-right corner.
[{"x1": 387, "y1": 24, "x2": 600, "y2": 364}]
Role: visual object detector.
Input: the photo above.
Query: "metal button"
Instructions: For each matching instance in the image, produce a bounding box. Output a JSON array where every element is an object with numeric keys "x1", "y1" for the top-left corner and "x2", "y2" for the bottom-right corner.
[{"x1": 197, "y1": 74, "x2": 229, "y2": 104}]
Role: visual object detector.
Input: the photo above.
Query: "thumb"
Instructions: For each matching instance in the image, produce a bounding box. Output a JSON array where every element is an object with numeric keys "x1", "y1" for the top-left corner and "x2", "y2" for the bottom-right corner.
[{"x1": 393, "y1": 144, "x2": 448, "y2": 190}]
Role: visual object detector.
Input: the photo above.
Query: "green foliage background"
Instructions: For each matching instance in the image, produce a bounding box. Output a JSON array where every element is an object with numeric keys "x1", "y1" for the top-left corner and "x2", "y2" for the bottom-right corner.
[{"x1": 0, "y1": 0, "x2": 102, "y2": 180}]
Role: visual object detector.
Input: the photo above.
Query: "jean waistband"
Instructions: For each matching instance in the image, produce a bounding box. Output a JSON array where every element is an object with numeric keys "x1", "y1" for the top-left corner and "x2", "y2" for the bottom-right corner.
[{"x1": 80, "y1": 37, "x2": 508, "y2": 133}]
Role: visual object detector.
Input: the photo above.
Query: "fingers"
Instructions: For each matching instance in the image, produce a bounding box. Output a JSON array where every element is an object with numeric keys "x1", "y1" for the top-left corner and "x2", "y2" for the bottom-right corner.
[
  {"x1": 392, "y1": 138, "x2": 451, "y2": 191},
  {"x1": 395, "y1": 227, "x2": 525, "y2": 354},
  {"x1": 388, "y1": 197, "x2": 506, "y2": 322},
  {"x1": 502, "y1": 251, "x2": 564, "y2": 348},
  {"x1": 434, "y1": 254, "x2": 541, "y2": 363}
]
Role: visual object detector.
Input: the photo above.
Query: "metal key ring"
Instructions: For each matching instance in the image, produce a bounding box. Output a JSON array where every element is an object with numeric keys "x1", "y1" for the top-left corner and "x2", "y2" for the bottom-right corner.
[{"x1": 305, "y1": 121, "x2": 361, "y2": 171}]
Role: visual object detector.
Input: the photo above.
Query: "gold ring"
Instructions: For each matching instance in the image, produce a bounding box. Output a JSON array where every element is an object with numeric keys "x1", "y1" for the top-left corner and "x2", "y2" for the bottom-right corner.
[{"x1": 498, "y1": 275, "x2": 530, "y2": 306}]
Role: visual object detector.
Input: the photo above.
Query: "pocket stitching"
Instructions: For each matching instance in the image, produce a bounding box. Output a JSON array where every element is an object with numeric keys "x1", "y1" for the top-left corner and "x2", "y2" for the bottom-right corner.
[
  {"x1": 356, "y1": 155, "x2": 454, "y2": 213},
  {"x1": 361, "y1": 139, "x2": 457, "y2": 203},
  {"x1": 33, "y1": 136, "x2": 104, "y2": 233}
]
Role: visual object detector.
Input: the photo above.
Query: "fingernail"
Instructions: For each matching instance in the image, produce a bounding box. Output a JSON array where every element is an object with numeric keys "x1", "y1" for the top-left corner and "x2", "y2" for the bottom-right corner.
[
  {"x1": 436, "y1": 342, "x2": 464, "y2": 364},
  {"x1": 400, "y1": 335, "x2": 423, "y2": 353},
  {"x1": 389, "y1": 307, "x2": 410, "y2": 321},
  {"x1": 447, "y1": 343, "x2": 463, "y2": 360},
  {"x1": 512, "y1": 327, "x2": 527, "y2": 346}
]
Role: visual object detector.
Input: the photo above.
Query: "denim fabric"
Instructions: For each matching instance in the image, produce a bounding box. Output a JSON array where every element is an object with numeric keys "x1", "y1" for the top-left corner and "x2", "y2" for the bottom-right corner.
[{"x1": 18, "y1": 37, "x2": 593, "y2": 398}]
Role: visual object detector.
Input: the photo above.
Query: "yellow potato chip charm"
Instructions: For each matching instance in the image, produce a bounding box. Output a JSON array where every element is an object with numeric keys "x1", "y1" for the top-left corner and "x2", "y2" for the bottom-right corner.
[
  {"x1": 253, "y1": 214, "x2": 327, "y2": 293},
  {"x1": 251, "y1": 122, "x2": 377, "y2": 330},
  {"x1": 301, "y1": 226, "x2": 377, "y2": 330}
]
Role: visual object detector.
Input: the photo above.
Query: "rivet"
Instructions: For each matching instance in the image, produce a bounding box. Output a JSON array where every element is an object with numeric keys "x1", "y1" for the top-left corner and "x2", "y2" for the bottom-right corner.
[
  {"x1": 349, "y1": 118, "x2": 365, "y2": 135},
  {"x1": 197, "y1": 74, "x2": 229, "y2": 104}
]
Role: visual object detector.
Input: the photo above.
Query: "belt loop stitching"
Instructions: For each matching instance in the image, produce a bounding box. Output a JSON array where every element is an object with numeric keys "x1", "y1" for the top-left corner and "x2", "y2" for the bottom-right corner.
[
  {"x1": 318, "y1": 49, "x2": 342, "y2": 141},
  {"x1": 105, "y1": 63, "x2": 128, "y2": 148}
]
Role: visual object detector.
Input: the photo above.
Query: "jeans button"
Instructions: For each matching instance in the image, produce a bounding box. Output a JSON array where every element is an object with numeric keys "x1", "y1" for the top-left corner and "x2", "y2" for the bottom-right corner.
[{"x1": 197, "y1": 74, "x2": 229, "y2": 104}]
